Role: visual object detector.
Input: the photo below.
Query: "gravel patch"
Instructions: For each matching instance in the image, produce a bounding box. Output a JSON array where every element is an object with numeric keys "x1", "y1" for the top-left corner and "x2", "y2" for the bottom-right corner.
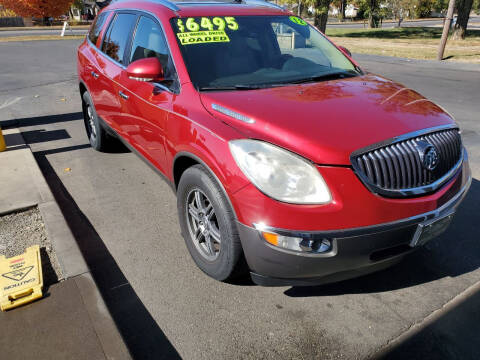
[{"x1": 0, "y1": 207, "x2": 63, "y2": 286}]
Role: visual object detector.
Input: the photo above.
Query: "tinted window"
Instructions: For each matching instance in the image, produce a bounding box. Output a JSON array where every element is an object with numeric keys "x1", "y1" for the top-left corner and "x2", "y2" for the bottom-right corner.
[
  {"x1": 102, "y1": 13, "x2": 137, "y2": 64},
  {"x1": 88, "y1": 11, "x2": 109, "y2": 45},
  {"x1": 130, "y1": 16, "x2": 171, "y2": 73}
]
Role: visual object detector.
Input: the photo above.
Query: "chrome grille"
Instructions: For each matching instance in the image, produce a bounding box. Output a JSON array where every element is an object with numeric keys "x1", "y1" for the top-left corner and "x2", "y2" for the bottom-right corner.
[{"x1": 351, "y1": 127, "x2": 463, "y2": 197}]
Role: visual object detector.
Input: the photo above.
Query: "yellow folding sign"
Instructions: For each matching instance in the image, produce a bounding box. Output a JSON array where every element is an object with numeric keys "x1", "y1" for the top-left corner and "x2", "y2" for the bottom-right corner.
[{"x1": 0, "y1": 245, "x2": 43, "y2": 311}]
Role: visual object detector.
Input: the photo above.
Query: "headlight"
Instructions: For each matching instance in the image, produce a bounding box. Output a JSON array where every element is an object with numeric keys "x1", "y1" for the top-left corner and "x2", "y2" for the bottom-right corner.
[{"x1": 229, "y1": 139, "x2": 331, "y2": 204}]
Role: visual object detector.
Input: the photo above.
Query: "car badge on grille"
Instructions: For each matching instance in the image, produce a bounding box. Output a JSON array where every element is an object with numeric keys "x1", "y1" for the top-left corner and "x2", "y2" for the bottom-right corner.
[{"x1": 415, "y1": 140, "x2": 439, "y2": 171}]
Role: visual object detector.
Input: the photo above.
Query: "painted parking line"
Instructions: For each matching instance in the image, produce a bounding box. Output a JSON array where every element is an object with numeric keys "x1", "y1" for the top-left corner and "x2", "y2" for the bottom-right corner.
[{"x1": 0, "y1": 97, "x2": 22, "y2": 110}]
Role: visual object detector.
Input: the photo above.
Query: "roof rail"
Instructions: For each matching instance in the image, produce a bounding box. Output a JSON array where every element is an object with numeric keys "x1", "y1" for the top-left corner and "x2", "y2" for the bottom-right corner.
[
  {"x1": 99, "y1": 0, "x2": 180, "y2": 11},
  {"x1": 100, "y1": 0, "x2": 284, "y2": 11},
  {"x1": 172, "y1": 0, "x2": 285, "y2": 9},
  {"x1": 243, "y1": 0, "x2": 285, "y2": 10},
  {"x1": 151, "y1": 0, "x2": 180, "y2": 11}
]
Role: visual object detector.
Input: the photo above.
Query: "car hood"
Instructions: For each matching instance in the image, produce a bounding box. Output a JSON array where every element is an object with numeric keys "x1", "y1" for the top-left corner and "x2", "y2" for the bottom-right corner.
[{"x1": 199, "y1": 74, "x2": 455, "y2": 165}]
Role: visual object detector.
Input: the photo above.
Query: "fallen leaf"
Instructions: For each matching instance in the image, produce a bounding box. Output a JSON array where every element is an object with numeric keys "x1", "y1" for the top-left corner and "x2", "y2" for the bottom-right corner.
[{"x1": 64, "y1": 168, "x2": 71, "y2": 172}]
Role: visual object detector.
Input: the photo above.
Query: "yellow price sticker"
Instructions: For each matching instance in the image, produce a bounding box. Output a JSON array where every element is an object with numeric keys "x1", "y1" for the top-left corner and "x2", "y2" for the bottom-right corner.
[
  {"x1": 177, "y1": 30, "x2": 231, "y2": 45},
  {"x1": 176, "y1": 17, "x2": 238, "y2": 33}
]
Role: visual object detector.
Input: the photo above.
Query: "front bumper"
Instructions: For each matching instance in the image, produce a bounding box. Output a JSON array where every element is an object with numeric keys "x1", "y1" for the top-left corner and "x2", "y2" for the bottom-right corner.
[{"x1": 237, "y1": 173, "x2": 472, "y2": 286}]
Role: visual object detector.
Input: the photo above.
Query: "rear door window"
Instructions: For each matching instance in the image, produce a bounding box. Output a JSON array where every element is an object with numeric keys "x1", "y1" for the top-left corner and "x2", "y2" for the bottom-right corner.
[
  {"x1": 101, "y1": 13, "x2": 138, "y2": 65},
  {"x1": 88, "y1": 11, "x2": 109, "y2": 46}
]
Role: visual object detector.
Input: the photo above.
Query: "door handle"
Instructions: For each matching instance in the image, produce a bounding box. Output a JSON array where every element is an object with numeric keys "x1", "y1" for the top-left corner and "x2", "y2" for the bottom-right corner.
[
  {"x1": 91, "y1": 71, "x2": 99, "y2": 79},
  {"x1": 119, "y1": 91, "x2": 129, "y2": 100}
]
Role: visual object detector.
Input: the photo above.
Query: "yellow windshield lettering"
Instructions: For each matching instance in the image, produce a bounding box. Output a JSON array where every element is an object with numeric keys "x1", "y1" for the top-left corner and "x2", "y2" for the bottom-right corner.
[{"x1": 177, "y1": 30, "x2": 230, "y2": 45}]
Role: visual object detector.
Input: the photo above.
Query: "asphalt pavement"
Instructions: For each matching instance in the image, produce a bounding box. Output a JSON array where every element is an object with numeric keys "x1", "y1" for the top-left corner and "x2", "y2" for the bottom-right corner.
[{"x1": 0, "y1": 39, "x2": 479, "y2": 359}]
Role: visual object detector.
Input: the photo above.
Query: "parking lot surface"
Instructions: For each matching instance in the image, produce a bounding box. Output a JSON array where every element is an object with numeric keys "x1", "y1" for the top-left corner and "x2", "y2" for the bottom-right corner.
[{"x1": 1, "y1": 40, "x2": 479, "y2": 359}]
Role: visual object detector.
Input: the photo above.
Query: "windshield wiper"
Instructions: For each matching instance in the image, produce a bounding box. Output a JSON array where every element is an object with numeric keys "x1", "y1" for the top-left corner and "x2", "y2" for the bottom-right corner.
[
  {"x1": 199, "y1": 82, "x2": 295, "y2": 91},
  {"x1": 198, "y1": 73, "x2": 356, "y2": 91},
  {"x1": 199, "y1": 84, "x2": 266, "y2": 91},
  {"x1": 286, "y1": 71, "x2": 358, "y2": 85}
]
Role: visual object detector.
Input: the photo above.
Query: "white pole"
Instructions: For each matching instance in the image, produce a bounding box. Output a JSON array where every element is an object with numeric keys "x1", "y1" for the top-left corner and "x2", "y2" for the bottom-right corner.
[{"x1": 61, "y1": 21, "x2": 67, "y2": 37}]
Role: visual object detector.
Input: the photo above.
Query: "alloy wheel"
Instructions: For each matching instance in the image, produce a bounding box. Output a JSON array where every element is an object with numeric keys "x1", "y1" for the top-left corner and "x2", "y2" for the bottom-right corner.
[
  {"x1": 186, "y1": 189, "x2": 221, "y2": 261},
  {"x1": 86, "y1": 104, "x2": 97, "y2": 141}
]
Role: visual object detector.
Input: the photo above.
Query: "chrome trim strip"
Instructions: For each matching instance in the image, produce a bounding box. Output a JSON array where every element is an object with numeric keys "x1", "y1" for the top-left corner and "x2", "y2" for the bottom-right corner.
[
  {"x1": 359, "y1": 148, "x2": 463, "y2": 198},
  {"x1": 253, "y1": 172, "x2": 471, "y2": 239},
  {"x1": 212, "y1": 103, "x2": 255, "y2": 124},
  {"x1": 350, "y1": 124, "x2": 458, "y2": 157}
]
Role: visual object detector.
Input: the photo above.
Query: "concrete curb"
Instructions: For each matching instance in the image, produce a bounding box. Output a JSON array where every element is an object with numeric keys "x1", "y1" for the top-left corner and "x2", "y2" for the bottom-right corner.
[{"x1": 0, "y1": 126, "x2": 130, "y2": 359}]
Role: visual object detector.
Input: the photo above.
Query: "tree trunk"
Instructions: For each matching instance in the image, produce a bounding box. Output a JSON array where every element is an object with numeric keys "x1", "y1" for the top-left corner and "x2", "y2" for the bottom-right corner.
[
  {"x1": 368, "y1": 13, "x2": 379, "y2": 28},
  {"x1": 314, "y1": 13, "x2": 329, "y2": 33},
  {"x1": 452, "y1": 0, "x2": 473, "y2": 40},
  {"x1": 314, "y1": 0, "x2": 331, "y2": 32},
  {"x1": 339, "y1": 0, "x2": 346, "y2": 21},
  {"x1": 297, "y1": 0, "x2": 301, "y2": 17},
  {"x1": 368, "y1": 0, "x2": 379, "y2": 28}
]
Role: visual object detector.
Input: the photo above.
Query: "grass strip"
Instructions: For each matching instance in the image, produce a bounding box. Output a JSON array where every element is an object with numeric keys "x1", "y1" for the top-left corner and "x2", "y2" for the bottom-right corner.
[
  {"x1": 325, "y1": 27, "x2": 480, "y2": 63},
  {"x1": 0, "y1": 35, "x2": 85, "y2": 42}
]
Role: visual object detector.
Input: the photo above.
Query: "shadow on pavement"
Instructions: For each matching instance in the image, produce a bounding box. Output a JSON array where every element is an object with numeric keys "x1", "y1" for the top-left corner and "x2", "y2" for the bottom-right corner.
[
  {"x1": 285, "y1": 178, "x2": 480, "y2": 298},
  {"x1": 372, "y1": 286, "x2": 480, "y2": 360},
  {"x1": 11, "y1": 125, "x2": 180, "y2": 359},
  {"x1": 40, "y1": 247, "x2": 59, "y2": 291},
  {"x1": 0, "y1": 112, "x2": 84, "y2": 128},
  {"x1": 18, "y1": 129, "x2": 71, "y2": 144}
]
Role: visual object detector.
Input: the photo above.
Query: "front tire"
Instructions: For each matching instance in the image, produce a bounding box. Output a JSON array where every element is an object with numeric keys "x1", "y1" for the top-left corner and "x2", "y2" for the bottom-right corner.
[
  {"x1": 177, "y1": 164, "x2": 245, "y2": 281},
  {"x1": 82, "y1": 91, "x2": 114, "y2": 151}
]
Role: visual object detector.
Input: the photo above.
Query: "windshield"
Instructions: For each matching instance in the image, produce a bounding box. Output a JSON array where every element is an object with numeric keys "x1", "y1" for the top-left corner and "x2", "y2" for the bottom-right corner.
[{"x1": 170, "y1": 15, "x2": 360, "y2": 90}]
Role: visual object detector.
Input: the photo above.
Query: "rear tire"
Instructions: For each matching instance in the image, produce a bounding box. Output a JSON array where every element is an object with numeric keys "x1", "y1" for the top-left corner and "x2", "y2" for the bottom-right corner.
[
  {"x1": 177, "y1": 164, "x2": 245, "y2": 281},
  {"x1": 82, "y1": 91, "x2": 115, "y2": 151}
]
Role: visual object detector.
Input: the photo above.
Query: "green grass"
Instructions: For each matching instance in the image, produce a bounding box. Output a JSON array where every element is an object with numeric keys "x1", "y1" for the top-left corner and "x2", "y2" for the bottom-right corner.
[
  {"x1": 0, "y1": 35, "x2": 85, "y2": 42},
  {"x1": 325, "y1": 27, "x2": 480, "y2": 63},
  {"x1": 325, "y1": 27, "x2": 480, "y2": 40}
]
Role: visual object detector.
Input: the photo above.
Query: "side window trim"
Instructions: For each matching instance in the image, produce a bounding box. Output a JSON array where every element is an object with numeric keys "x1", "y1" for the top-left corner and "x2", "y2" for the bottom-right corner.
[
  {"x1": 126, "y1": 11, "x2": 180, "y2": 94},
  {"x1": 123, "y1": 15, "x2": 140, "y2": 66},
  {"x1": 99, "y1": 11, "x2": 139, "y2": 69},
  {"x1": 87, "y1": 11, "x2": 111, "y2": 49}
]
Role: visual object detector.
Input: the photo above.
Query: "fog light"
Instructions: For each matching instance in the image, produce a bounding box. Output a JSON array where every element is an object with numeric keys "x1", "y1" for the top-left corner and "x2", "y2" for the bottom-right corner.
[
  {"x1": 300, "y1": 238, "x2": 331, "y2": 253},
  {"x1": 262, "y1": 231, "x2": 331, "y2": 254}
]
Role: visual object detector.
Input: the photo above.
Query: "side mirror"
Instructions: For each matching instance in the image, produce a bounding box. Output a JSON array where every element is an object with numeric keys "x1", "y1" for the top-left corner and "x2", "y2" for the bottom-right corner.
[
  {"x1": 338, "y1": 46, "x2": 352, "y2": 58},
  {"x1": 126, "y1": 57, "x2": 164, "y2": 82}
]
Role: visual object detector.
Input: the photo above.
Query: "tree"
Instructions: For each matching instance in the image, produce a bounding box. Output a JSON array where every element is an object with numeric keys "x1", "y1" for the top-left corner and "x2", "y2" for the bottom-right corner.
[
  {"x1": 0, "y1": 0, "x2": 73, "y2": 18},
  {"x1": 368, "y1": 0, "x2": 381, "y2": 27},
  {"x1": 432, "y1": 0, "x2": 449, "y2": 12},
  {"x1": 452, "y1": 0, "x2": 474, "y2": 39},
  {"x1": 336, "y1": 0, "x2": 347, "y2": 20},
  {"x1": 415, "y1": 0, "x2": 434, "y2": 17},
  {"x1": 312, "y1": 0, "x2": 332, "y2": 32},
  {"x1": 474, "y1": 0, "x2": 480, "y2": 13}
]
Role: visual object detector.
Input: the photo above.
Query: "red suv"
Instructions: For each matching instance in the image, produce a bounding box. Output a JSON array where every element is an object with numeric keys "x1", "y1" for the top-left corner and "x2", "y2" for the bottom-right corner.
[{"x1": 78, "y1": 0, "x2": 471, "y2": 286}]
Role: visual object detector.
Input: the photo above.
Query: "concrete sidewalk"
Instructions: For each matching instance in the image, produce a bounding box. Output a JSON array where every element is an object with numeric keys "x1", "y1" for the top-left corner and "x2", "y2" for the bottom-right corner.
[{"x1": 0, "y1": 127, "x2": 130, "y2": 360}]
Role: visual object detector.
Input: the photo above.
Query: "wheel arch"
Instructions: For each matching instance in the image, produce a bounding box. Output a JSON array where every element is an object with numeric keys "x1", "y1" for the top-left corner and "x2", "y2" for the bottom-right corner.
[
  {"x1": 173, "y1": 152, "x2": 238, "y2": 221},
  {"x1": 79, "y1": 80, "x2": 89, "y2": 99}
]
